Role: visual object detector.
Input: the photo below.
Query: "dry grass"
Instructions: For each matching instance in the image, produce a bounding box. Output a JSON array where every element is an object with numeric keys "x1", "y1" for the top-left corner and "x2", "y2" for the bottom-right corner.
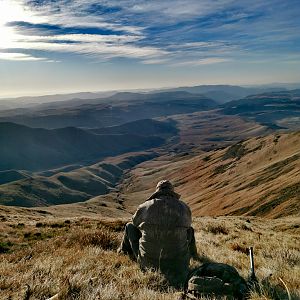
[
  {"x1": 122, "y1": 131, "x2": 300, "y2": 218},
  {"x1": 0, "y1": 218, "x2": 175, "y2": 300},
  {"x1": 0, "y1": 216, "x2": 299, "y2": 300},
  {"x1": 193, "y1": 217, "x2": 300, "y2": 300}
]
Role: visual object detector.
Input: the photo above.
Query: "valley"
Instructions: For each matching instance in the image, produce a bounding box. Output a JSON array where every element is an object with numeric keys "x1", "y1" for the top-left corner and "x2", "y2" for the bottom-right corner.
[
  {"x1": 0, "y1": 88, "x2": 299, "y2": 214},
  {"x1": 0, "y1": 85, "x2": 299, "y2": 300},
  {"x1": 0, "y1": 121, "x2": 165, "y2": 171}
]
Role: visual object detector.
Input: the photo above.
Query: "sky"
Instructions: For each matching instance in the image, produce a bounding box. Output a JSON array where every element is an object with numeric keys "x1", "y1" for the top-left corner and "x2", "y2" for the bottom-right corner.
[{"x1": 0, "y1": 0, "x2": 300, "y2": 98}]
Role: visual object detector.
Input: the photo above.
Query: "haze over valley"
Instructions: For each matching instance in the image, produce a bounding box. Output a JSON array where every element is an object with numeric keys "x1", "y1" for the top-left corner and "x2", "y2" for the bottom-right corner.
[{"x1": 0, "y1": 84, "x2": 299, "y2": 217}]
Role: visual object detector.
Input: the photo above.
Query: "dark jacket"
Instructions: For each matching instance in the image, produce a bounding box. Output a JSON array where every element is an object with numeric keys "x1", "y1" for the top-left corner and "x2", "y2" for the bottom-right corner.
[{"x1": 132, "y1": 191, "x2": 192, "y2": 281}]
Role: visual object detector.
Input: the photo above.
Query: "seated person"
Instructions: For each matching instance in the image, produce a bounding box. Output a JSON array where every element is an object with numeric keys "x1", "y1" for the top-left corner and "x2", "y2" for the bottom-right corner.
[{"x1": 118, "y1": 180, "x2": 197, "y2": 286}]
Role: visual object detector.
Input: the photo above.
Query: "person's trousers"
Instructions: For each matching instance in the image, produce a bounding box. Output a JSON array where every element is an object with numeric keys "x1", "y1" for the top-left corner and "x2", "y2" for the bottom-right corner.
[
  {"x1": 118, "y1": 223, "x2": 141, "y2": 260},
  {"x1": 187, "y1": 226, "x2": 198, "y2": 258}
]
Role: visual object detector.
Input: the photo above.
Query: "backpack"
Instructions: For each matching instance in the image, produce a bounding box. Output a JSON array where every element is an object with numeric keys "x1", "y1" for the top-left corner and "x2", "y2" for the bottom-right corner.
[{"x1": 182, "y1": 262, "x2": 248, "y2": 299}]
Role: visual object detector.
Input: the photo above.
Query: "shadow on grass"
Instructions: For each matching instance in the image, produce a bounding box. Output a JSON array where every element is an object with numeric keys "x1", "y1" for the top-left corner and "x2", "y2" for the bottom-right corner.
[{"x1": 249, "y1": 276, "x2": 298, "y2": 300}]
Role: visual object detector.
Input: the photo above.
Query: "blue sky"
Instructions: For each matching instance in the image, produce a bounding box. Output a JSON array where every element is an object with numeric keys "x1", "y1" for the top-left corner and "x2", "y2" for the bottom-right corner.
[{"x1": 0, "y1": 0, "x2": 299, "y2": 97}]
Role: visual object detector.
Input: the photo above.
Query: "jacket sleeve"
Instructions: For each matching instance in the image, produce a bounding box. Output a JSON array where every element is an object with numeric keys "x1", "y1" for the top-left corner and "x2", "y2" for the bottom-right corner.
[
  {"x1": 132, "y1": 205, "x2": 145, "y2": 227},
  {"x1": 187, "y1": 208, "x2": 192, "y2": 227},
  {"x1": 181, "y1": 201, "x2": 192, "y2": 227}
]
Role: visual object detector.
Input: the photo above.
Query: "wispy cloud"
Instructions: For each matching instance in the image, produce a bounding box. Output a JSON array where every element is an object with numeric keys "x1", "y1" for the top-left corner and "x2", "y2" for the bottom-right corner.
[
  {"x1": 0, "y1": 0, "x2": 299, "y2": 66},
  {"x1": 172, "y1": 57, "x2": 231, "y2": 67},
  {"x1": 0, "y1": 52, "x2": 49, "y2": 61},
  {"x1": 3, "y1": 33, "x2": 167, "y2": 61}
]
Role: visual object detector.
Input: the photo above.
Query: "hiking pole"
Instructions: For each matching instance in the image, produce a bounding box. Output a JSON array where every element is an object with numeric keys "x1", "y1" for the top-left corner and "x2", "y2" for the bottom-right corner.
[
  {"x1": 248, "y1": 247, "x2": 258, "y2": 284},
  {"x1": 249, "y1": 247, "x2": 255, "y2": 280}
]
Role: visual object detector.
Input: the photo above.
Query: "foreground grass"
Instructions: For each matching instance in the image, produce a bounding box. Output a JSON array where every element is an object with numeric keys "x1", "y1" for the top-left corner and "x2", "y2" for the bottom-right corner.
[{"x1": 0, "y1": 216, "x2": 299, "y2": 299}]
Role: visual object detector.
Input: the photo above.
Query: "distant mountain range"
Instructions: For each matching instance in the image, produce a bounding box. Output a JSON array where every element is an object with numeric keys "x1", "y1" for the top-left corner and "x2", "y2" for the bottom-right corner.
[
  {"x1": 221, "y1": 89, "x2": 300, "y2": 129},
  {"x1": 0, "y1": 120, "x2": 170, "y2": 171},
  {"x1": 0, "y1": 91, "x2": 115, "y2": 110},
  {"x1": 0, "y1": 86, "x2": 300, "y2": 212},
  {"x1": 0, "y1": 88, "x2": 299, "y2": 172},
  {"x1": 1, "y1": 89, "x2": 299, "y2": 130},
  {"x1": 2, "y1": 83, "x2": 300, "y2": 108},
  {"x1": 155, "y1": 84, "x2": 299, "y2": 103},
  {"x1": 0, "y1": 91, "x2": 216, "y2": 129}
]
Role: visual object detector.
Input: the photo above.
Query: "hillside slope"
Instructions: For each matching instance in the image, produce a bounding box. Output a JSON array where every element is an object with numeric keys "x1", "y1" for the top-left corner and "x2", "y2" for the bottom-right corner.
[
  {"x1": 162, "y1": 110, "x2": 269, "y2": 152},
  {"x1": 89, "y1": 119, "x2": 178, "y2": 136},
  {"x1": 121, "y1": 131, "x2": 300, "y2": 218},
  {"x1": 0, "y1": 152, "x2": 158, "y2": 207},
  {"x1": 0, "y1": 122, "x2": 165, "y2": 171},
  {"x1": 222, "y1": 89, "x2": 300, "y2": 129}
]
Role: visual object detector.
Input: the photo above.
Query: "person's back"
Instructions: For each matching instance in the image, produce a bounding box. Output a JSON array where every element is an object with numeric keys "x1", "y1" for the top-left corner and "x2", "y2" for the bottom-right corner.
[
  {"x1": 118, "y1": 180, "x2": 197, "y2": 286},
  {"x1": 133, "y1": 193, "x2": 191, "y2": 272}
]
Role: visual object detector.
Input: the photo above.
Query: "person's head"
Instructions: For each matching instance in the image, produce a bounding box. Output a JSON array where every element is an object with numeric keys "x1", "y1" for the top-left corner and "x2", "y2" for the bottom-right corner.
[
  {"x1": 155, "y1": 180, "x2": 174, "y2": 193},
  {"x1": 147, "y1": 180, "x2": 179, "y2": 200}
]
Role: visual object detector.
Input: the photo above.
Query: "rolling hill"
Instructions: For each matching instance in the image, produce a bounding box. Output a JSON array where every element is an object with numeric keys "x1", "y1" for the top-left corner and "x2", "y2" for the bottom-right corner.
[
  {"x1": 0, "y1": 152, "x2": 158, "y2": 207},
  {"x1": 0, "y1": 91, "x2": 217, "y2": 129},
  {"x1": 160, "y1": 84, "x2": 288, "y2": 103},
  {"x1": 89, "y1": 119, "x2": 178, "y2": 136},
  {"x1": 0, "y1": 170, "x2": 30, "y2": 185},
  {"x1": 0, "y1": 121, "x2": 166, "y2": 171},
  {"x1": 119, "y1": 131, "x2": 300, "y2": 218},
  {"x1": 161, "y1": 110, "x2": 270, "y2": 152},
  {"x1": 221, "y1": 89, "x2": 300, "y2": 129},
  {"x1": 0, "y1": 91, "x2": 115, "y2": 110},
  {"x1": 0, "y1": 112, "x2": 274, "y2": 208}
]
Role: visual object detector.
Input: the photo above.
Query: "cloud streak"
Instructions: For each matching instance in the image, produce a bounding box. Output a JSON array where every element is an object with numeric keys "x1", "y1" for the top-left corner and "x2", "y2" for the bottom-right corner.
[
  {"x1": 172, "y1": 58, "x2": 231, "y2": 67},
  {"x1": 0, "y1": 0, "x2": 299, "y2": 66},
  {"x1": 0, "y1": 52, "x2": 52, "y2": 61}
]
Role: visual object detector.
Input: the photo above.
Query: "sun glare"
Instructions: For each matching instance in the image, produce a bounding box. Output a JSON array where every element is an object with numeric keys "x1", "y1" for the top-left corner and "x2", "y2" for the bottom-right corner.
[
  {"x1": 0, "y1": 0, "x2": 45, "y2": 50},
  {"x1": 0, "y1": 1, "x2": 26, "y2": 49}
]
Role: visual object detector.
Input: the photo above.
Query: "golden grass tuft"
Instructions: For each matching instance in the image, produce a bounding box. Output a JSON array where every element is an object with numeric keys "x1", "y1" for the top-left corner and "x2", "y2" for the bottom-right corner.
[
  {"x1": 0, "y1": 216, "x2": 299, "y2": 299},
  {"x1": 230, "y1": 243, "x2": 249, "y2": 255},
  {"x1": 204, "y1": 223, "x2": 229, "y2": 235},
  {"x1": 66, "y1": 228, "x2": 120, "y2": 250}
]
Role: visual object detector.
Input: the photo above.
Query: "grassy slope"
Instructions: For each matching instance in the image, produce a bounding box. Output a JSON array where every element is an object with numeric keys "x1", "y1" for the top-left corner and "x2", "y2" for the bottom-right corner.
[
  {"x1": 0, "y1": 152, "x2": 158, "y2": 207},
  {"x1": 163, "y1": 110, "x2": 268, "y2": 151},
  {"x1": 0, "y1": 215, "x2": 299, "y2": 299},
  {"x1": 120, "y1": 131, "x2": 300, "y2": 218}
]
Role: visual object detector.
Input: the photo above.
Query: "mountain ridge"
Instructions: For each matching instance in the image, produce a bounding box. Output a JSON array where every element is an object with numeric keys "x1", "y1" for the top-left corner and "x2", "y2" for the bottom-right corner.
[
  {"x1": 0, "y1": 121, "x2": 166, "y2": 171},
  {"x1": 0, "y1": 91, "x2": 216, "y2": 129},
  {"x1": 0, "y1": 152, "x2": 159, "y2": 207},
  {"x1": 119, "y1": 131, "x2": 300, "y2": 218}
]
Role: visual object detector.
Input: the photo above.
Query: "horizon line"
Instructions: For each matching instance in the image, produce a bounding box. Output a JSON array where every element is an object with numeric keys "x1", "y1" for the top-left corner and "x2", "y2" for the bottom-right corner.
[{"x1": 1, "y1": 81, "x2": 300, "y2": 100}]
